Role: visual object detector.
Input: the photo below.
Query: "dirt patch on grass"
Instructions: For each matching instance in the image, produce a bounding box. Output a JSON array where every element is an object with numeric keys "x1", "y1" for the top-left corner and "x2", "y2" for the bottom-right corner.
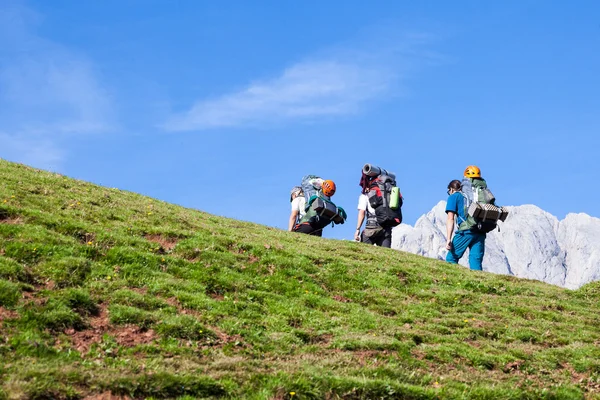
[
  {"x1": 504, "y1": 359, "x2": 525, "y2": 373},
  {"x1": 22, "y1": 286, "x2": 49, "y2": 306},
  {"x1": 145, "y1": 234, "x2": 178, "y2": 253},
  {"x1": 210, "y1": 326, "x2": 246, "y2": 348},
  {"x1": 0, "y1": 216, "x2": 23, "y2": 224},
  {"x1": 208, "y1": 293, "x2": 225, "y2": 301},
  {"x1": 559, "y1": 362, "x2": 593, "y2": 386},
  {"x1": 129, "y1": 287, "x2": 148, "y2": 295},
  {"x1": 64, "y1": 305, "x2": 157, "y2": 354},
  {"x1": 354, "y1": 350, "x2": 390, "y2": 366},
  {"x1": 332, "y1": 295, "x2": 352, "y2": 303},
  {"x1": 0, "y1": 306, "x2": 19, "y2": 323}
]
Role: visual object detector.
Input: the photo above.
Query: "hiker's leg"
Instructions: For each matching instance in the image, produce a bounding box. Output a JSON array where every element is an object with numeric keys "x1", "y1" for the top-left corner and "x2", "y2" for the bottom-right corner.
[
  {"x1": 362, "y1": 232, "x2": 375, "y2": 244},
  {"x1": 468, "y1": 234, "x2": 485, "y2": 271},
  {"x1": 380, "y1": 228, "x2": 392, "y2": 248},
  {"x1": 361, "y1": 228, "x2": 380, "y2": 245},
  {"x1": 372, "y1": 230, "x2": 385, "y2": 246},
  {"x1": 446, "y1": 231, "x2": 469, "y2": 264},
  {"x1": 294, "y1": 223, "x2": 316, "y2": 235},
  {"x1": 310, "y1": 228, "x2": 323, "y2": 237}
]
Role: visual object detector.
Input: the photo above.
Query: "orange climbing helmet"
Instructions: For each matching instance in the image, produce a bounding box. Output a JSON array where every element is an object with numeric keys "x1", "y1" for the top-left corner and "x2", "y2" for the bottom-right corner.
[
  {"x1": 321, "y1": 180, "x2": 336, "y2": 197},
  {"x1": 464, "y1": 165, "x2": 481, "y2": 178}
]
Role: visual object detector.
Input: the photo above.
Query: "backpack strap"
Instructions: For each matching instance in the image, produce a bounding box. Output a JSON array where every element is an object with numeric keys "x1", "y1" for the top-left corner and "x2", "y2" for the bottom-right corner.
[
  {"x1": 481, "y1": 206, "x2": 489, "y2": 221},
  {"x1": 457, "y1": 193, "x2": 469, "y2": 226}
]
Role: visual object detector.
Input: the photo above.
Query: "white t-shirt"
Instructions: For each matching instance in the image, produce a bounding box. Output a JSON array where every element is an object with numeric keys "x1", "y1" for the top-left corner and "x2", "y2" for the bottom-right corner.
[
  {"x1": 357, "y1": 194, "x2": 375, "y2": 214},
  {"x1": 291, "y1": 196, "x2": 306, "y2": 221}
]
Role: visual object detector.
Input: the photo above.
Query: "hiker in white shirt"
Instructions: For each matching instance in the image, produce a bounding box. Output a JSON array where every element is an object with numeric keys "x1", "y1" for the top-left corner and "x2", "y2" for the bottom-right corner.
[{"x1": 288, "y1": 186, "x2": 306, "y2": 231}]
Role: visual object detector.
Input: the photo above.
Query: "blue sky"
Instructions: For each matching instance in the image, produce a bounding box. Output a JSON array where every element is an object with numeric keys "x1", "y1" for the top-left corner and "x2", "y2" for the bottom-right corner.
[{"x1": 1, "y1": 0, "x2": 599, "y2": 240}]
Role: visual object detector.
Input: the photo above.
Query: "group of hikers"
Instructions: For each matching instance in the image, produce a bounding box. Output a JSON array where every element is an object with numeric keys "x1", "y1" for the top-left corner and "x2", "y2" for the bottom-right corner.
[{"x1": 288, "y1": 164, "x2": 508, "y2": 271}]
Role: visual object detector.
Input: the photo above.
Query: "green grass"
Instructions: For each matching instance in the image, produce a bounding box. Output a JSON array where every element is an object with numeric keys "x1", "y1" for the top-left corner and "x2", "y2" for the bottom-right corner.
[{"x1": 1, "y1": 158, "x2": 600, "y2": 399}]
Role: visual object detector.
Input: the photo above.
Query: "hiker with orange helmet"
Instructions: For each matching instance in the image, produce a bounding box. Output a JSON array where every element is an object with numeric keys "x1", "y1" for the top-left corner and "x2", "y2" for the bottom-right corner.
[
  {"x1": 445, "y1": 165, "x2": 489, "y2": 270},
  {"x1": 291, "y1": 177, "x2": 346, "y2": 236},
  {"x1": 321, "y1": 180, "x2": 336, "y2": 197}
]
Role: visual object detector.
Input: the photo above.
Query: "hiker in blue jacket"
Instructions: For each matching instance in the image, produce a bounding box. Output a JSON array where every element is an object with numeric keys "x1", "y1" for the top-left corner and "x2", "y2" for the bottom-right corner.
[{"x1": 445, "y1": 176, "x2": 485, "y2": 271}]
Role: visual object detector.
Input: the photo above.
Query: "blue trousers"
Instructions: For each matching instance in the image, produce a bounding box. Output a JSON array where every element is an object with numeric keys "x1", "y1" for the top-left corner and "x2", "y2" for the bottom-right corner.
[{"x1": 446, "y1": 230, "x2": 485, "y2": 271}]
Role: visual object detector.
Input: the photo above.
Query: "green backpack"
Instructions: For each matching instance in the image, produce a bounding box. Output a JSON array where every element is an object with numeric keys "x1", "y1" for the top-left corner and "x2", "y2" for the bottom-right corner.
[
  {"x1": 458, "y1": 178, "x2": 499, "y2": 233},
  {"x1": 300, "y1": 195, "x2": 347, "y2": 230}
]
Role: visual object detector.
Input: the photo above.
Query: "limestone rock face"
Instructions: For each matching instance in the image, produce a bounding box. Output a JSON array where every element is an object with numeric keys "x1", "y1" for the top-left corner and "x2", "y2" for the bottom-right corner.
[
  {"x1": 558, "y1": 213, "x2": 600, "y2": 289},
  {"x1": 392, "y1": 202, "x2": 600, "y2": 289}
]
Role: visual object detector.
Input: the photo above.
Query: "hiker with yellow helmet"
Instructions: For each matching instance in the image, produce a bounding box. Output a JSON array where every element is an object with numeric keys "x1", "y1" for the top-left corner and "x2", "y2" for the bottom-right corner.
[{"x1": 445, "y1": 165, "x2": 488, "y2": 270}]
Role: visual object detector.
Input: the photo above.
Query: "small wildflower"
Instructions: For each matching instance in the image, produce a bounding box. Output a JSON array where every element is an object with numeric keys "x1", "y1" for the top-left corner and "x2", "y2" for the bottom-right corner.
[
  {"x1": 11, "y1": 195, "x2": 15, "y2": 198},
  {"x1": 107, "y1": 276, "x2": 112, "y2": 280},
  {"x1": 290, "y1": 393, "x2": 296, "y2": 397},
  {"x1": 87, "y1": 241, "x2": 93, "y2": 245},
  {"x1": 464, "y1": 319, "x2": 468, "y2": 323}
]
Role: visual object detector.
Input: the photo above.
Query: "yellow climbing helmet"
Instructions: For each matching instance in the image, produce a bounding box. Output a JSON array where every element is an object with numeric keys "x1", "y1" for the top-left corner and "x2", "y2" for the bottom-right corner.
[{"x1": 464, "y1": 165, "x2": 481, "y2": 178}]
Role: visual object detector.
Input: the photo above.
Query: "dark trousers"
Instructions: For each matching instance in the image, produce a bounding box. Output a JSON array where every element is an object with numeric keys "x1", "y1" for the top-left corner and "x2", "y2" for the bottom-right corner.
[
  {"x1": 293, "y1": 222, "x2": 323, "y2": 237},
  {"x1": 361, "y1": 226, "x2": 392, "y2": 248}
]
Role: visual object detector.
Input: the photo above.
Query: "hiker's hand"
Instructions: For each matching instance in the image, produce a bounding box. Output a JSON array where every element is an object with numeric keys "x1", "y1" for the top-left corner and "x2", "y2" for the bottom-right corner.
[
  {"x1": 445, "y1": 241, "x2": 453, "y2": 250},
  {"x1": 354, "y1": 230, "x2": 361, "y2": 241}
]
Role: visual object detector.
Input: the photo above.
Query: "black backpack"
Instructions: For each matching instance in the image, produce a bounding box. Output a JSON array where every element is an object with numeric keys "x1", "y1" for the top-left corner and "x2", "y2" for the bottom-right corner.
[{"x1": 367, "y1": 175, "x2": 403, "y2": 228}]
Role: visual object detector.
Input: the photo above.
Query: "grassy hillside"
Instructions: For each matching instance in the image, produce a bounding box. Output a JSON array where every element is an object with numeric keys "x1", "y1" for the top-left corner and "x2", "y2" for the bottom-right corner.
[{"x1": 1, "y1": 158, "x2": 600, "y2": 400}]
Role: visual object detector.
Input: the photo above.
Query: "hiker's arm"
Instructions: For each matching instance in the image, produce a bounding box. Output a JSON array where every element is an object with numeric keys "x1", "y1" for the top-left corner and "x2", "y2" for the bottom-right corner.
[
  {"x1": 445, "y1": 212, "x2": 455, "y2": 250},
  {"x1": 288, "y1": 210, "x2": 299, "y2": 231},
  {"x1": 355, "y1": 209, "x2": 365, "y2": 241}
]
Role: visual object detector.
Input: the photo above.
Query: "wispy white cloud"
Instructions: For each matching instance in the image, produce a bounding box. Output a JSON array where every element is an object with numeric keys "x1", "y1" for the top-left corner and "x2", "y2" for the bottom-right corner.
[
  {"x1": 0, "y1": 3, "x2": 114, "y2": 169},
  {"x1": 165, "y1": 60, "x2": 394, "y2": 131},
  {"x1": 164, "y1": 31, "x2": 434, "y2": 132}
]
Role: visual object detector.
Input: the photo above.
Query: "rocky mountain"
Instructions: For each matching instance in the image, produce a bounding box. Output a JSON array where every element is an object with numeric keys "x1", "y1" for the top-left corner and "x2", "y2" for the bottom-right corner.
[{"x1": 392, "y1": 202, "x2": 600, "y2": 289}]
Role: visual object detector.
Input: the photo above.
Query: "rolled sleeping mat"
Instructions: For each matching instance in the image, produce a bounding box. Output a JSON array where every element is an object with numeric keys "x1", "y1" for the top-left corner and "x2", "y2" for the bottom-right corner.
[
  {"x1": 362, "y1": 164, "x2": 396, "y2": 180},
  {"x1": 467, "y1": 202, "x2": 510, "y2": 222}
]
